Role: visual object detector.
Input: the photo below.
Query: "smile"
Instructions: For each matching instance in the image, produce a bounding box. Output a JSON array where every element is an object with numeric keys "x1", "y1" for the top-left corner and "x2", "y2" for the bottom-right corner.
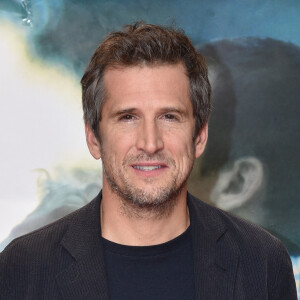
[{"x1": 132, "y1": 165, "x2": 163, "y2": 171}]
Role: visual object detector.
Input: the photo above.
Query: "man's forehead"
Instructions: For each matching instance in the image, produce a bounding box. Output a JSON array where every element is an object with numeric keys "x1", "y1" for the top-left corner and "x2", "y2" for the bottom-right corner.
[
  {"x1": 102, "y1": 63, "x2": 190, "y2": 102},
  {"x1": 103, "y1": 62, "x2": 188, "y2": 85}
]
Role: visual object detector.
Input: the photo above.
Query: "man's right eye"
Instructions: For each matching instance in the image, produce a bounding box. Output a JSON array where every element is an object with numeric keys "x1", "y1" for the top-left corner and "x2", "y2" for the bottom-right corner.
[{"x1": 120, "y1": 114, "x2": 135, "y2": 121}]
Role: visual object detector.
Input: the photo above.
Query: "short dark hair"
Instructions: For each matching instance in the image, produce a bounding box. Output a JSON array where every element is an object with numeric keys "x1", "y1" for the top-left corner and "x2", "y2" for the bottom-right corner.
[{"x1": 81, "y1": 22, "x2": 211, "y2": 139}]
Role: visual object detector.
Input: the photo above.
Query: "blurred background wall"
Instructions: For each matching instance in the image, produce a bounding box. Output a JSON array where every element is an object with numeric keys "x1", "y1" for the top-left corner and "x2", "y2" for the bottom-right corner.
[{"x1": 0, "y1": 0, "x2": 299, "y2": 295}]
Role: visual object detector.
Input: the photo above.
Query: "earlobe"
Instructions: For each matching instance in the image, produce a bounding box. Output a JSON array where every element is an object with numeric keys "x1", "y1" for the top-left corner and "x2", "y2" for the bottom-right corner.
[
  {"x1": 194, "y1": 123, "x2": 208, "y2": 159},
  {"x1": 85, "y1": 122, "x2": 101, "y2": 160}
]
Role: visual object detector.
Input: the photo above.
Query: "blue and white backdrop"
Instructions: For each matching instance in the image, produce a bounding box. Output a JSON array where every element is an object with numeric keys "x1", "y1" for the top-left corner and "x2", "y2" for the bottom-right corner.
[{"x1": 0, "y1": 0, "x2": 299, "y2": 296}]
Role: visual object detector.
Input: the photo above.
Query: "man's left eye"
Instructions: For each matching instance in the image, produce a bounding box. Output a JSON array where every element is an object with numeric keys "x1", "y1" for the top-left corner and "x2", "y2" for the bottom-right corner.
[{"x1": 163, "y1": 114, "x2": 176, "y2": 120}]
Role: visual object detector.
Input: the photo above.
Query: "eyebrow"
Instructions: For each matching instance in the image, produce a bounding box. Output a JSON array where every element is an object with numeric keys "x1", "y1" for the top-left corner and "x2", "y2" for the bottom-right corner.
[
  {"x1": 160, "y1": 107, "x2": 187, "y2": 113},
  {"x1": 112, "y1": 108, "x2": 136, "y2": 117}
]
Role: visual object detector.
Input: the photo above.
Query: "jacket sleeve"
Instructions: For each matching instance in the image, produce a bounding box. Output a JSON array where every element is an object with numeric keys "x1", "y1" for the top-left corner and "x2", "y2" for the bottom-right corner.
[{"x1": 269, "y1": 241, "x2": 297, "y2": 300}]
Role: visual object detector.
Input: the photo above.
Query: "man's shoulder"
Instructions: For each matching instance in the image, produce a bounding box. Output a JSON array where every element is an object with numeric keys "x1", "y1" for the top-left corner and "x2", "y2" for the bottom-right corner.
[
  {"x1": 0, "y1": 194, "x2": 99, "y2": 261},
  {"x1": 0, "y1": 193, "x2": 102, "y2": 297},
  {"x1": 188, "y1": 193, "x2": 286, "y2": 253},
  {"x1": 188, "y1": 196, "x2": 297, "y2": 298},
  {"x1": 2, "y1": 213, "x2": 71, "y2": 258}
]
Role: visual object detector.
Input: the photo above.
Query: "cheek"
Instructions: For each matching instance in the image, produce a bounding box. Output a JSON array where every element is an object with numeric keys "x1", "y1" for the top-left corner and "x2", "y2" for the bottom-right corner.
[
  {"x1": 174, "y1": 131, "x2": 195, "y2": 155},
  {"x1": 107, "y1": 138, "x2": 137, "y2": 168},
  {"x1": 102, "y1": 129, "x2": 134, "y2": 151},
  {"x1": 167, "y1": 136, "x2": 195, "y2": 166}
]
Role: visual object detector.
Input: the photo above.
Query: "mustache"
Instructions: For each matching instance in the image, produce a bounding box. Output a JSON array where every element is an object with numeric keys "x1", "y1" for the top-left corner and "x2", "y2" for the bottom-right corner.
[{"x1": 124, "y1": 152, "x2": 176, "y2": 167}]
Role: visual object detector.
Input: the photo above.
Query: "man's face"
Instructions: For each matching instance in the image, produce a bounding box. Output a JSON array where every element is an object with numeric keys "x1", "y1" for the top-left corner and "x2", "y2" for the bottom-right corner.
[{"x1": 87, "y1": 63, "x2": 207, "y2": 210}]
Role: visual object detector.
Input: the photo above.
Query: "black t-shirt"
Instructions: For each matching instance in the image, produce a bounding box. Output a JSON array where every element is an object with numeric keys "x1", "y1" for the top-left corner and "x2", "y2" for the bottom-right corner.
[{"x1": 102, "y1": 226, "x2": 195, "y2": 300}]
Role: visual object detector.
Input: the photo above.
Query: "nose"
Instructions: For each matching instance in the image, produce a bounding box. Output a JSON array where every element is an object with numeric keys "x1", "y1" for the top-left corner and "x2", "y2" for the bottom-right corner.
[{"x1": 136, "y1": 120, "x2": 164, "y2": 154}]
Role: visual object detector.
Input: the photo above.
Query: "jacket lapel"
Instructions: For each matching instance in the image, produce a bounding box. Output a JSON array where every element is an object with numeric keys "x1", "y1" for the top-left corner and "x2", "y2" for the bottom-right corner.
[
  {"x1": 56, "y1": 193, "x2": 110, "y2": 299},
  {"x1": 188, "y1": 193, "x2": 239, "y2": 300}
]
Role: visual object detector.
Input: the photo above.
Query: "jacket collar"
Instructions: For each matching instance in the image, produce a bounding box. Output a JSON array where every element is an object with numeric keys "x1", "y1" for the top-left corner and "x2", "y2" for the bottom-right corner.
[
  {"x1": 188, "y1": 193, "x2": 239, "y2": 300},
  {"x1": 56, "y1": 191, "x2": 239, "y2": 299},
  {"x1": 56, "y1": 191, "x2": 110, "y2": 299}
]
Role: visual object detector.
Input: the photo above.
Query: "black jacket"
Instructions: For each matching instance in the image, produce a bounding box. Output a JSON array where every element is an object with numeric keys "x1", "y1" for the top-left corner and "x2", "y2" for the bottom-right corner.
[{"x1": 0, "y1": 192, "x2": 297, "y2": 299}]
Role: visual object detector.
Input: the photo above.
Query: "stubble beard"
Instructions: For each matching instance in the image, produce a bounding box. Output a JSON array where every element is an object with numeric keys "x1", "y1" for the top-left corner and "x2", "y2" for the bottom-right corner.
[{"x1": 101, "y1": 151, "x2": 194, "y2": 219}]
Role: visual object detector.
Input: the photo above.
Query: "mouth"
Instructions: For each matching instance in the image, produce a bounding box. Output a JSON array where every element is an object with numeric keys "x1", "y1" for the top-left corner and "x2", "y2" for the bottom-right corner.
[
  {"x1": 132, "y1": 165, "x2": 165, "y2": 172},
  {"x1": 131, "y1": 163, "x2": 167, "y2": 172}
]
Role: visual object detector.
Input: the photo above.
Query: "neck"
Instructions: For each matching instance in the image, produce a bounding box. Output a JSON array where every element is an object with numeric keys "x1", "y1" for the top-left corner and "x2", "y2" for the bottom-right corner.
[{"x1": 100, "y1": 184, "x2": 190, "y2": 246}]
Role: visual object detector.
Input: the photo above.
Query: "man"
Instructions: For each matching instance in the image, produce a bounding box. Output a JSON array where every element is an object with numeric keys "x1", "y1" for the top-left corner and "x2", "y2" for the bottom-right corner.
[{"x1": 0, "y1": 22, "x2": 297, "y2": 299}]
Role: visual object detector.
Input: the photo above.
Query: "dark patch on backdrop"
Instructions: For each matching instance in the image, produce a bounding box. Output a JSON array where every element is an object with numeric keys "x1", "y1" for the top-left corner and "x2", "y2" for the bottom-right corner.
[{"x1": 193, "y1": 37, "x2": 300, "y2": 249}]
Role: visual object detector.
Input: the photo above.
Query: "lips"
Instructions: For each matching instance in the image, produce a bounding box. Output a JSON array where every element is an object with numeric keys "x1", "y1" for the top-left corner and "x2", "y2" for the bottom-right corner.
[
  {"x1": 131, "y1": 162, "x2": 167, "y2": 172},
  {"x1": 133, "y1": 165, "x2": 164, "y2": 171}
]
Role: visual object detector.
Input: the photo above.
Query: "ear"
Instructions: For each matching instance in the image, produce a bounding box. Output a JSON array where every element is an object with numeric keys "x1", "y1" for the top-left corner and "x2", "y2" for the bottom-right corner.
[
  {"x1": 194, "y1": 123, "x2": 208, "y2": 159},
  {"x1": 85, "y1": 122, "x2": 101, "y2": 160},
  {"x1": 210, "y1": 157, "x2": 264, "y2": 210}
]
